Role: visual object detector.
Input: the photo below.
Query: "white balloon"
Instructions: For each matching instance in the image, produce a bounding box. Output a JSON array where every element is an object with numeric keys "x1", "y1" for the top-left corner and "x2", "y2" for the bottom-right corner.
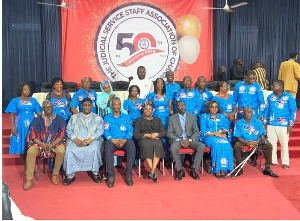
[{"x1": 178, "y1": 35, "x2": 200, "y2": 64}]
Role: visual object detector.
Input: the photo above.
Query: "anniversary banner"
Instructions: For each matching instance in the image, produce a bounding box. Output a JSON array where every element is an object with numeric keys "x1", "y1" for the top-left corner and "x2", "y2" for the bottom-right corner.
[{"x1": 61, "y1": 0, "x2": 212, "y2": 85}]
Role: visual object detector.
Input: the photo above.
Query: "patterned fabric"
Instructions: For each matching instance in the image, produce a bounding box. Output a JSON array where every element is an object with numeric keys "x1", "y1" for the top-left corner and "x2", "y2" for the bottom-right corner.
[
  {"x1": 200, "y1": 113, "x2": 233, "y2": 173},
  {"x1": 46, "y1": 91, "x2": 71, "y2": 121},
  {"x1": 178, "y1": 113, "x2": 187, "y2": 140},
  {"x1": 166, "y1": 82, "x2": 181, "y2": 114},
  {"x1": 212, "y1": 94, "x2": 236, "y2": 128},
  {"x1": 233, "y1": 118, "x2": 265, "y2": 141},
  {"x1": 69, "y1": 88, "x2": 97, "y2": 113},
  {"x1": 5, "y1": 97, "x2": 42, "y2": 154},
  {"x1": 103, "y1": 113, "x2": 133, "y2": 140},
  {"x1": 146, "y1": 92, "x2": 172, "y2": 129},
  {"x1": 26, "y1": 114, "x2": 66, "y2": 157},
  {"x1": 233, "y1": 80, "x2": 265, "y2": 119},
  {"x1": 174, "y1": 88, "x2": 201, "y2": 118},
  {"x1": 254, "y1": 68, "x2": 269, "y2": 90},
  {"x1": 64, "y1": 112, "x2": 104, "y2": 176},
  {"x1": 198, "y1": 89, "x2": 213, "y2": 114},
  {"x1": 263, "y1": 91, "x2": 297, "y2": 127},
  {"x1": 123, "y1": 98, "x2": 146, "y2": 123}
]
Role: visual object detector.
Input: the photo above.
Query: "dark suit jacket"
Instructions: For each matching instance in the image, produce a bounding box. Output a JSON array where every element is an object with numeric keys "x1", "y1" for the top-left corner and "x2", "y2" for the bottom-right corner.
[{"x1": 167, "y1": 113, "x2": 200, "y2": 143}]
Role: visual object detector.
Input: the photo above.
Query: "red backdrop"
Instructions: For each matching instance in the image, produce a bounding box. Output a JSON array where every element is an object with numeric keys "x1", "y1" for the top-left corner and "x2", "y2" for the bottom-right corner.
[{"x1": 61, "y1": 0, "x2": 213, "y2": 87}]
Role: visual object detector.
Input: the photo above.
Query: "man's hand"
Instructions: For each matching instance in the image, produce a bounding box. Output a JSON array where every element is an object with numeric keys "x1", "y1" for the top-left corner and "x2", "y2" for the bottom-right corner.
[
  {"x1": 214, "y1": 130, "x2": 222, "y2": 137},
  {"x1": 45, "y1": 143, "x2": 55, "y2": 154},
  {"x1": 73, "y1": 138, "x2": 83, "y2": 147},
  {"x1": 118, "y1": 139, "x2": 127, "y2": 148},
  {"x1": 82, "y1": 138, "x2": 93, "y2": 146},
  {"x1": 111, "y1": 139, "x2": 121, "y2": 147},
  {"x1": 287, "y1": 125, "x2": 293, "y2": 135},
  {"x1": 179, "y1": 140, "x2": 187, "y2": 148},
  {"x1": 11, "y1": 127, "x2": 17, "y2": 136},
  {"x1": 257, "y1": 117, "x2": 263, "y2": 121}
]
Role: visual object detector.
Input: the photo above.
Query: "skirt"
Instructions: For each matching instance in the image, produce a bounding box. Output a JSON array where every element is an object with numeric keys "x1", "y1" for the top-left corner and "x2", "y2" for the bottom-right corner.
[{"x1": 138, "y1": 138, "x2": 165, "y2": 160}]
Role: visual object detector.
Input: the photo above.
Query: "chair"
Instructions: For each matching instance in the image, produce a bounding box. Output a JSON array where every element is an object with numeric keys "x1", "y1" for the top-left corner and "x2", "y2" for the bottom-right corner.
[
  {"x1": 204, "y1": 81, "x2": 219, "y2": 91},
  {"x1": 170, "y1": 148, "x2": 195, "y2": 176},
  {"x1": 63, "y1": 82, "x2": 77, "y2": 92},
  {"x1": 201, "y1": 147, "x2": 212, "y2": 174},
  {"x1": 174, "y1": 81, "x2": 184, "y2": 89},
  {"x1": 138, "y1": 158, "x2": 165, "y2": 177},
  {"x1": 112, "y1": 81, "x2": 130, "y2": 91},
  {"x1": 227, "y1": 80, "x2": 241, "y2": 91},
  {"x1": 40, "y1": 82, "x2": 52, "y2": 92},
  {"x1": 241, "y1": 146, "x2": 264, "y2": 173},
  {"x1": 90, "y1": 81, "x2": 102, "y2": 92}
]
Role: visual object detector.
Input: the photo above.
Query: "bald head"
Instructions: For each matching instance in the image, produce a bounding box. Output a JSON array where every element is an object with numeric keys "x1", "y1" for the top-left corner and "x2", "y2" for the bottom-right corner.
[{"x1": 42, "y1": 100, "x2": 53, "y2": 108}]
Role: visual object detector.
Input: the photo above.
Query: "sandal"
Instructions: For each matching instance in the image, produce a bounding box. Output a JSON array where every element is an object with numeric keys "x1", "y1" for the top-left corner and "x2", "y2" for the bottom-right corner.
[
  {"x1": 147, "y1": 172, "x2": 154, "y2": 180},
  {"x1": 153, "y1": 172, "x2": 159, "y2": 183}
]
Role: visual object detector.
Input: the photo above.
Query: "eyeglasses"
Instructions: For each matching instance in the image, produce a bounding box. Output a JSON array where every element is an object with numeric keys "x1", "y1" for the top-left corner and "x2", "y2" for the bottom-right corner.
[
  {"x1": 221, "y1": 85, "x2": 230, "y2": 88},
  {"x1": 157, "y1": 82, "x2": 164, "y2": 85},
  {"x1": 210, "y1": 106, "x2": 219, "y2": 109}
]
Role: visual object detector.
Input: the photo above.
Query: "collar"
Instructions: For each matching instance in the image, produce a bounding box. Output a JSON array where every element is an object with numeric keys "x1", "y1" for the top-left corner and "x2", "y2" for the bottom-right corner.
[{"x1": 179, "y1": 112, "x2": 186, "y2": 118}]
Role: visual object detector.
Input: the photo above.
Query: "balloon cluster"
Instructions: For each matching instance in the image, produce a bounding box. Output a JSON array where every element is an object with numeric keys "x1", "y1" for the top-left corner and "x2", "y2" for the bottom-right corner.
[{"x1": 176, "y1": 15, "x2": 202, "y2": 64}]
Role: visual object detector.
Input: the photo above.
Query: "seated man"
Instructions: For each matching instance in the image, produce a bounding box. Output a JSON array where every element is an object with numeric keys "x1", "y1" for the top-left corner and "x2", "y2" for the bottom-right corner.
[
  {"x1": 233, "y1": 107, "x2": 279, "y2": 177},
  {"x1": 63, "y1": 98, "x2": 104, "y2": 186},
  {"x1": 167, "y1": 100, "x2": 205, "y2": 180},
  {"x1": 24, "y1": 101, "x2": 66, "y2": 190},
  {"x1": 104, "y1": 97, "x2": 136, "y2": 188}
]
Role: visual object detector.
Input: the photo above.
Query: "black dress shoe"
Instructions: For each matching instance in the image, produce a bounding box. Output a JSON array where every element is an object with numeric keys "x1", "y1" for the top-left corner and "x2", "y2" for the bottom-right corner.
[
  {"x1": 147, "y1": 172, "x2": 154, "y2": 180},
  {"x1": 102, "y1": 173, "x2": 107, "y2": 181},
  {"x1": 175, "y1": 169, "x2": 185, "y2": 180},
  {"x1": 153, "y1": 172, "x2": 159, "y2": 183},
  {"x1": 189, "y1": 168, "x2": 200, "y2": 180},
  {"x1": 125, "y1": 177, "x2": 133, "y2": 186},
  {"x1": 263, "y1": 168, "x2": 279, "y2": 178},
  {"x1": 107, "y1": 177, "x2": 115, "y2": 188},
  {"x1": 92, "y1": 174, "x2": 101, "y2": 183},
  {"x1": 63, "y1": 176, "x2": 75, "y2": 186}
]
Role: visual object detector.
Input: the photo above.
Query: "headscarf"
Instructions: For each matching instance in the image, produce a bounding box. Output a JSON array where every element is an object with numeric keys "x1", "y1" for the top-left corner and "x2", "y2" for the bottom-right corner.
[{"x1": 96, "y1": 80, "x2": 115, "y2": 114}]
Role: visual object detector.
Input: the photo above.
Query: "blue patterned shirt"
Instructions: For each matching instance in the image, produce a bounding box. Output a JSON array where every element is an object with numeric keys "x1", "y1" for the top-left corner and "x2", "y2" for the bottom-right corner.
[
  {"x1": 103, "y1": 113, "x2": 133, "y2": 140},
  {"x1": 233, "y1": 80, "x2": 265, "y2": 119},
  {"x1": 198, "y1": 89, "x2": 213, "y2": 114},
  {"x1": 69, "y1": 88, "x2": 97, "y2": 113},
  {"x1": 166, "y1": 82, "x2": 181, "y2": 114},
  {"x1": 234, "y1": 118, "x2": 266, "y2": 141},
  {"x1": 263, "y1": 91, "x2": 297, "y2": 127},
  {"x1": 123, "y1": 98, "x2": 146, "y2": 123},
  {"x1": 174, "y1": 88, "x2": 201, "y2": 118},
  {"x1": 176, "y1": 112, "x2": 187, "y2": 141}
]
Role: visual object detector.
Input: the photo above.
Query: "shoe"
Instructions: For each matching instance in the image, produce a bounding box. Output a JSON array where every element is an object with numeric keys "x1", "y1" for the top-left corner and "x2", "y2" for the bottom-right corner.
[
  {"x1": 63, "y1": 176, "x2": 75, "y2": 186},
  {"x1": 250, "y1": 153, "x2": 258, "y2": 167},
  {"x1": 214, "y1": 174, "x2": 222, "y2": 179},
  {"x1": 23, "y1": 180, "x2": 34, "y2": 190},
  {"x1": 52, "y1": 175, "x2": 60, "y2": 185},
  {"x1": 153, "y1": 172, "x2": 159, "y2": 183},
  {"x1": 282, "y1": 164, "x2": 290, "y2": 169},
  {"x1": 147, "y1": 172, "x2": 154, "y2": 180},
  {"x1": 175, "y1": 169, "x2": 185, "y2": 181},
  {"x1": 102, "y1": 173, "x2": 107, "y2": 181},
  {"x1": 236, "y1": 169, "x2": 243, "y2": 176},
  {"x1": 125, "y1": 177, "x2": 133, "y2": 186},
  {"x1": 92, "y1": 174, "x2": 101, "y2": 183},
  {"x1": 107, "y1": 176, "x2": 115, "y2": 188},
  {"x1": 263, "y1": 168, "x2": 279, "y2": 178},
  {"x1": 189, "y1": 168, "x2": 200, "y2": 180}
]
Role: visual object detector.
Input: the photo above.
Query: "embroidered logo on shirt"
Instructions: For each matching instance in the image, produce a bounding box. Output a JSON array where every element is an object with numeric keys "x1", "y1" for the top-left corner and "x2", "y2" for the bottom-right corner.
[
  {"x1": 88, "y1": 93, "x2": 95, "y2": 100},
  {"x1": 276, "y1": 117, "x2": 287, "y2": 125},
  {"x1": 227, "y1": 104, "x2": 232, "y2": 111},
  {"x1": 158, "y1": 106, "x2": 165, "y2": 112},
  {"x1": 178, "y1": 92, "x2": 186, "y2": 99},
  {"x1": 53, "y1": 100, "x2": 65, "y2": 108},
  {"x1": 134, "y1": 103, "x2": 143, "y2": 110},
  {"x1": 103, "y1": 122, "x2": 109, "y2": 129},
  {"x1": 78, "y1": 95, "x2": 84, "y2": 101},
  {"x1": 220, "y1": 158, "x2": 228, "y2": 167},
  {"x1": 187, "y1": 92, "x2": 194, "y2": 98},
  {"x1": 239, "y1": 85, "x2": 245, "y2": 93},
  {"x1": 271, "y1": 95, "x2": 277, "y2": 101},
  {"x1": 249, "y1": 86, "x2": 256, "y2": 94},
  {"x1": 202, "y1": 93, "x2": 207, "y2": 99},
  {"x1": 120, "y1": 125, "x2": 126, "y2": 131}
]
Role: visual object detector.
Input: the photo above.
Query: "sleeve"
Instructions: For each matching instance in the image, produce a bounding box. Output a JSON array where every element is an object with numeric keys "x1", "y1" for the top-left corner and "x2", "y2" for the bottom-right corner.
[
  {"x1": 257, "y1": 85, "x2": 265, "y2": 117},
  {"x1": 175, "y1": 84, "x2": 180, "y2": 92},
  {"x1": 294, "y1": 63, "x2": 300, "y2": 80},
  {"x1": 90, "y1": 116, "x2": 104, "y2": 140},
  {"x1": 125, "y1": 116, "x2": 133, "y2": 140},
  {"x1": 190, "y1": 117, "x2": 200, "y2": 141},
  {"x1": 258, "y1": 120, "x2": 266, "y2": 136},
  {"x1": 149, "y1": 81, "x2": 154, "y2": 93},
  {"x1": 208, "y1": 91, "x2": 213, "y2": 101},
  {"x1": 146, "y1": 92, "x2": 153, "y2": 102},
  {"x1": 46, "y1": 92, "x2": 51, "y2": 100},
  {"x1": 5, "y1": 98, "x2": 17, "y2": 113},
  {"x1": 288, "y1": 95, "x2": 297, "y2": 126},
  {"x1": 56, "y1": 116, "x2": 67, "y2": 140},
  {"x1": 66, "y1": 92, "x2": 71, "y2": 102},
  {"x1": 200, "y1": 114, "x2": 209, "y2": 136},
  {"x1": 278, "y1": 64, "x2": 282, "y2": 80},
  {"x1": 233, "y1": 120, "x2": 241, "y2": 138},
  {"x1": 133, "y1": 118, "x2": 144, "y2": 140},
  {"x1": 69, "y1": 91, "x2": 79, "y2": 109},
  {"x1": 221, "y1": 114, "x2": 229, "y2": 131},
  {"x1": 263, "y1": 96, "x2": 270, "y2": 124},
  {"x1": 232, "y1": 67, "x2": 244, "y2": 80},
  {"x1": 33, "y1": 98, "x2": 42, "y2": 114},
  {"x1": 103, "y1": 116, "x2": 113, "y2": 141},
  {"x1": 123, "y1": 99, "x2": 129, "y2": 111},
  {"x1": 233, "y1": 83, "x2": 238, "y2": 105},
  {"x1": 194, "y1": 91, "x2": 202, "y2": 117},
  {"x1": 96, "y1": 95, "x2": 109, "y2": 109},
  {"x1": 26, "y1": 118, "x2": 40, "y2": 142},
  {"x1": 157, "y1": 118, "x2": 167, "y2": 138},
  {"x1": 66, "y1": 116, "x2": 76, "y2": 140}
]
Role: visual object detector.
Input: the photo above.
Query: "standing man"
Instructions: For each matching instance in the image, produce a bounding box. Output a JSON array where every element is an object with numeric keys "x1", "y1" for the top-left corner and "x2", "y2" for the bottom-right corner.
[
  {"x1": 104, "y1": 97, "x2": 136, "y2": 187},
  {"x1": 231, "y1": 58, "x2": 246, "y2": 80},
  {"x1": 254, "y1": 62, "x2": 269, "y2": 90},
  {"x1": 165, "y1": 70, "x2": 180, "y2": 113},
  {"x1": 174, "y1": 76, "x2": 201, "y2": 119},
  {"x1": 128, "y1": 66, "x2": 154, "y2": 99},
  {"x1": 278, "y1": 51, "x2": 300, "y2": 98},
  {"x1": 196, "y1": 76, "x2": 213, "y2": 114},
  {"x1": 213, "y1": 66, "x2": 227, "y2": 81},
  {"x1": 264, "y1": 80, "x2": 297, "y2": 169},
  {"x1": 233, "y1": 70, "x2": 265, "y2": 120},
  {"x1": 70, "y1": 77, "x2": 97, "y2": 114},
  {"x1": 167, "y1": 101, "x2": 205, "y2": 180}
]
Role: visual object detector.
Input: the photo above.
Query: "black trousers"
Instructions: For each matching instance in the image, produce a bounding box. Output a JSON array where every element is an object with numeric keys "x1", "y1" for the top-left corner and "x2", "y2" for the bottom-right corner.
[{"x1": 105, "y1": 139, "x2": 136, "y2": 178}]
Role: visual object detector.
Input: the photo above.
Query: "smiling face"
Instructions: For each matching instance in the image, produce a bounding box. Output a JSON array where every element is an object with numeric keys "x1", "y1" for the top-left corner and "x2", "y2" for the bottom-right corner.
[
  {"x1": 53, "y1": 80, "x2": 63, "y2": 92},
  {"x1": 112, "y1": 99, "x2": 121, "y2": 113},
  {"x1": 156, "y1": 78, "x2": 164, "y2": 90},
  {"x1": 143, "y1": 104, "x2": 153, "y2": 117},
  {"x1": 102, "y1": 83, "x2": 111, "y2": 94},
  {"x1": 82, "y1": 100, "x2": 92, "y2": 115},
  {"x1": 21, "y1": 85, "x2": 30, "y2": 97},
  {"x1": 130, "y1": 86, "x2": 139, "y2": 97},
  {"x1": 197, "y1": 77, "x2": 206, "y2": 90},
  {"x1": 245, "y1": 74, "x2": 256, "y2": 85},
  {"x1": 81, "y1": 78, "x2": 91, "y2": 91},
  {"x1": 183, "y1": 76, "x2": 192, "y2": 89},
  {"x1": 243, "y1": 107, "x2": 253, "y2": 120},
  {"x1": 42, "y1": 101, "x2": 53, "y2": 116},
  {"x1": 137, "y1": 67, "x2": 146, "y2": 80},
  {"x1": 209, "y1": 102, "x2": 219, "y2": 114},
  {"x1": 166, "y1": 71, "x2": 174, "y2": 83},
  {"x1": 220, "y1": 82, "x2": 229, "y2": 93}
]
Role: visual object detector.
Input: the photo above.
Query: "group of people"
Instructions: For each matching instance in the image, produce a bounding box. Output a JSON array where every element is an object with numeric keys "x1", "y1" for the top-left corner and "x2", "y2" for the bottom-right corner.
[{"x1": 5, "y1": 51, "x2": 299, "y2": 189}]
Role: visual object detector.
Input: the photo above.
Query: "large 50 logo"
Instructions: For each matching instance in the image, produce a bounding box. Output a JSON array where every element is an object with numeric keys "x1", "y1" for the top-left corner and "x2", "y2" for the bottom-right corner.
[{"x1": 95, "y1": 2, "x2": 180, "y2": 81}]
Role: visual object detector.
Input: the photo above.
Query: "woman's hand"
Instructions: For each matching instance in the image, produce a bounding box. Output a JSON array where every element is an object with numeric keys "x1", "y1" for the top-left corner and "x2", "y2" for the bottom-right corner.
[
  {"x1": 108, "y1": 94, "x2": 116, "y2": 101},
  {"x1": 143, "y1": 133, "x2": 151, "y2": 139},
  {"x1": 11, "y1": 127, "x2": 17, "y2": 136},
  {"x1": 73, "y1": 138, "x2": 83, "y2": 147},
  {"x1": 150, "y1": 133, "x2": 158, "y2": 140}
]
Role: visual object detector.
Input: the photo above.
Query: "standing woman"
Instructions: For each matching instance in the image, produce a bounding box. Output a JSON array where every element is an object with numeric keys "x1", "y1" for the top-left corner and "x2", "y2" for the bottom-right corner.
[
  {"x1": 5, "y1": 83, "x2": 42, "y2": 172},
  {"x1": 133, "y1": 104, "x2": 166, "y2": 182},
  {"x1": 146, "y1": 78, "x2": 173, "y2": 163},
  {"x1": 200, "y1": 100, "x2": 234, "y2": 178},
  {"x1": 46, "y1": 77, "x2": 71, "y2": 122},
  {"x1": 123, "y1": 85, "x2": 146, "y2": 125}
]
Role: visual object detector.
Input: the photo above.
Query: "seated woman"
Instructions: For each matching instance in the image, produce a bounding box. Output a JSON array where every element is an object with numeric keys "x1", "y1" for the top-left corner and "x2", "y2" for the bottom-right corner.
[
  {"x1": 212, "y1": 81, "x2": 237, "y2": 128},
  {"x1": 123, "y1": 85, "x2": 146, "y2": 125},
  {"x1": 200, "y1": 100, "x2": 234, "y2": 178},
  {"x1": 63, "y1": 98, "x2": 104, "y2": 186},
  {"x1": 46, "y1": 77, "x2": 72, "y2": 122},
  {"x1": 133, "y1": 104, "x2": 166, "y2": 183}
]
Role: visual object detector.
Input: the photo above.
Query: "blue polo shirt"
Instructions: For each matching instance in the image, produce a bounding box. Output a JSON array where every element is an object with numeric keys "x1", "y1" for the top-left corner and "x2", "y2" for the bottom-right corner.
[
  {"x1": 69, "y1": 88, "x2": 97, "y2": 113},
  {"x1": 103, "y1": 113, "x2": 133, "y2": 140},
  {"x1": 197, "y1": 88, "x2": 213, "y2": 114},
  {"x1": 234, "y1": 118, "x2": 266, "y2": 141},
  {"x1": 174, "y1": 88, "x2": 201, "y2": 118}
]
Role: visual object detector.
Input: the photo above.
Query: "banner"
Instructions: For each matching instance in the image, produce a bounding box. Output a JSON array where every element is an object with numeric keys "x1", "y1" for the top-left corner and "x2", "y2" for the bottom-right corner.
[{"x1": 61, "y1": 0, "x2": 212, "y2": 86}]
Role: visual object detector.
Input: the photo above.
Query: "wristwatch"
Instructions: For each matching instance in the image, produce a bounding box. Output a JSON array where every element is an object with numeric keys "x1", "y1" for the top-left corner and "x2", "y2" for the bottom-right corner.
[{"x1": 188, "y1": 139, "x2": 193, "y2": 142}]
